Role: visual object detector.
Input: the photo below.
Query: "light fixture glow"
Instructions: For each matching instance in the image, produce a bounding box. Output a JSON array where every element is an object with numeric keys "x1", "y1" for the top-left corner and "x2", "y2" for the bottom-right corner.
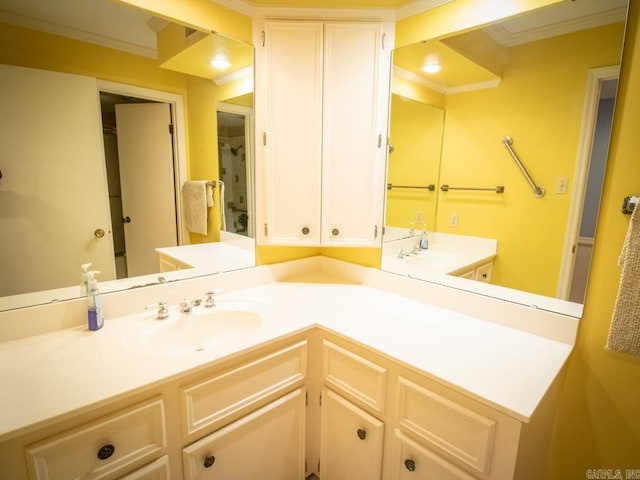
[
  {"x1": 210, "y1": 55, "x2": 230, "y2": 69},
  {"x1": 421, "y1": 63, "x2": 442, "y2": 74}
]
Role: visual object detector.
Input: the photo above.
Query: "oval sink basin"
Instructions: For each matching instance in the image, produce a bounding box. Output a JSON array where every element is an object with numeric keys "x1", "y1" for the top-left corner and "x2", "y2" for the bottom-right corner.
[{"x1": 140, "y1": 301, "x2": 267, "y2": 354}]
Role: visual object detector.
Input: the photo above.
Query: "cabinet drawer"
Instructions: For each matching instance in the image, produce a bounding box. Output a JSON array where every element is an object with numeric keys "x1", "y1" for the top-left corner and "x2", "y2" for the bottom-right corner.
[
  {"x1": 25, "y1": 398, "x2": 166, "y2": 480},
  {"x1": 397, "y1": 378, "x2": 495, "y2": 475},
  {"x1": 182, "y1": 389, "x2": 306, "y2": 480},
  {"x1": 392, "y1": 429, "x2": 476, "y2": 480},
  {"x1": 120, "y1": 455, "x2": 170, "y2": 480},
  {"x1": 181, "y1": 341, "x2": 307, "y2": 436},
  {"x1": 323, "y1": 340, "x2": 387, "y2": 412}
]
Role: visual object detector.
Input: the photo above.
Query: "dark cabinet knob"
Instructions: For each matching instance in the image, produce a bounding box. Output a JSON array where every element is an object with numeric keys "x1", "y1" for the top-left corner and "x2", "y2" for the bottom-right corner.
[
  {"x1": 302, "y1": 227, "x2": 310, "y2": 235},
  {"x1": 122, "y1": 216, "x2": 131, "y2": 223},
  {"x1": 203, "y1": 455, "x2": 216, "y2": 468},
  {"x1": 332, "y1": 228, "x2": 340, "y2": 236},
  {"x1": 404, "y1": 458, "x2": 416, "y2": 471},
  {"x1": 357, "y1": 428, "x2": 367, "y2": 440},
  {"x1": 97, "y1": 444, "x2": 115, "y2": 460}
]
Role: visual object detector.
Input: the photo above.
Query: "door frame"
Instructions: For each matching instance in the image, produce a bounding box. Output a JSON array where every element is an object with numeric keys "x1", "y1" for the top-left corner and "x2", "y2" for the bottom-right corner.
[
  {"x1": 216, "y1": 101, "x2": 256, "y2": 238},
  {"x1": 97, "y1": 80, "x2": 188, "y2": 245},
  {"x1": 556, "y1": 65, "x2": 620, "y2": 300}
]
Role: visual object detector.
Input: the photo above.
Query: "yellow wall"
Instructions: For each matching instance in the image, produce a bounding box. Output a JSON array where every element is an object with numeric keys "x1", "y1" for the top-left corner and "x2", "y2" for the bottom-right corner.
[
  {"x1": 545, "y1": 1, "x2": 640, "y2": 476},
  {"x1": 436, "y1": 23, "x2": 624, "y2": 296},
  {"x1": 386, "y1": 94, "x2": 444, "y2": 232}
]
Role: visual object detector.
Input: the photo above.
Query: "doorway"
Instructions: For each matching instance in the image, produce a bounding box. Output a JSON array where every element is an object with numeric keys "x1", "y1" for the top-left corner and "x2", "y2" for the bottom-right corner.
[
  {"x1": 99, "y1": 91, "x2": 180, "y2": 278},
  {"x1": 217, "y1": 103, "x2": 255, "y2": 238},
  {"x1": 558, "y1": 66, "x2": 620, "y2": 302}
]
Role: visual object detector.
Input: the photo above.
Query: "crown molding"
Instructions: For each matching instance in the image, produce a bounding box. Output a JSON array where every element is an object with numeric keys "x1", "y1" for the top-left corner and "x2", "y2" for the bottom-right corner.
[
  {"x1": 252, "y1": 5, "x2": 396, "y2": 21},
  {"x1": 0, "y1": 11, "x2": 157, "y2": 58},
  {"x1": 394, "y1": 65, "x2": 501, "y2": 95},
  {"x1": 484, "y1": 6, "x2": 627, "y2": 47},
  {"x1": 395, "y1": 0, "x2": 453, "y2": 21}
]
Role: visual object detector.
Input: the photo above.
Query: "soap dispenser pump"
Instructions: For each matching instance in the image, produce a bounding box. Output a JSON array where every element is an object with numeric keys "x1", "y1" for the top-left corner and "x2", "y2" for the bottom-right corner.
[
  {"x1": 81, "y1": 263, "x2": 92, "y2": 296},
  {"x1": 420, "y1": 224, "x2": 429, "y2": 250},
  {"x1": 86, "y1": 270, "x2": 104, "y2": 331}
]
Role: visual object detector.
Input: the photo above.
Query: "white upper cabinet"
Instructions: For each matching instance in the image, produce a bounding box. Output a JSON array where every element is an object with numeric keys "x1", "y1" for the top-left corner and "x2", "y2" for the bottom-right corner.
[{"x1": 255, "y1": 19, "x2": 393, "y2": 247}]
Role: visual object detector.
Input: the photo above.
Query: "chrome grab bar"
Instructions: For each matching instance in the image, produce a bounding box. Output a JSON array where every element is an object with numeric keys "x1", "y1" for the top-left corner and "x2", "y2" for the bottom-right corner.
[
  {"x1": 440, "y1": 184, "x2": 504, "y2": 193},
  {"x1": 387, "y1": 183, "x2": 436, "y2": 191},
  {"x1": 502, "y1": 136, "x2": 545, "y2": 198}
]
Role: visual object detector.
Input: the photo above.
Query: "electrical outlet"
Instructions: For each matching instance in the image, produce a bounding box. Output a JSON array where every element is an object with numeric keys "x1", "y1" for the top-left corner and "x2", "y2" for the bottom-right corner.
[
  {"x1": 450, "y1": 214, "x2": 459, "y2": 227},
  {"x1": 416, "y1": 211, "x2": 423, "y2": 223},
  {"x1": 556, "y1": 177, "x2": 569, "y2": 194}
]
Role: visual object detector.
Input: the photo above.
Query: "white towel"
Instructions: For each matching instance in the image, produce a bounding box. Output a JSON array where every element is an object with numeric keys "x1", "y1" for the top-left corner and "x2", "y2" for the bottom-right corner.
[
  {"x1": 182, "y1": 181, "x2": 209, "y2": 235},
  {"x1": 607, "y1": 204, "x2": 640, "y2": 356},
  {"x1": 219, "y1": 180, "x2": 226, "y2": 231}
]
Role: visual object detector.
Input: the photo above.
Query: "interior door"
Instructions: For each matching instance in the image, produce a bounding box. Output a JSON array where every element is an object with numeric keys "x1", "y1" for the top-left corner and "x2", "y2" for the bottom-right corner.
[
  {"x1": 115, "y1": 103, "x2": 177, "y2": 277},
  {"x1": 0, "y1": 64, "x2": 115, "y2": 297}
]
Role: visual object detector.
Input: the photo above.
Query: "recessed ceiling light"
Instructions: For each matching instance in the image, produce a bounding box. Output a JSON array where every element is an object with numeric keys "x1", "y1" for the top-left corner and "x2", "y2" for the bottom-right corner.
[
  {"x1": 421, "y1": 63, "x2": 442, "y2": 74},
  {"x1": 210, "y1": 55, "x2": 230, "y2": 69}
]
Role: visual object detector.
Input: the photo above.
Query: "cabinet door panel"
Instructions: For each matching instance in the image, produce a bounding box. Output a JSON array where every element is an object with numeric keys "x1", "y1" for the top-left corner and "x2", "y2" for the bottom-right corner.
[
  {"x1": 322, "y1": 22, "x2": 389, "y2": 246},
  {"x1": 320, "y1": 388, "x2": 384, "y2": 480},
  {"x1": 257, "y1": 21, "x2": 323, "y2": 245},
  {"x1": 183, "y1": 389, "x2": 305, "y2": 480}
]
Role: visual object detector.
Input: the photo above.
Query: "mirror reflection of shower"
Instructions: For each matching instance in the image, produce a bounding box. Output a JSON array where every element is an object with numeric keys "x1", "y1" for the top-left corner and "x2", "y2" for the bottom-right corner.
[{"x1": 217, "y1": 107, "x2": 251, "y2": 237}]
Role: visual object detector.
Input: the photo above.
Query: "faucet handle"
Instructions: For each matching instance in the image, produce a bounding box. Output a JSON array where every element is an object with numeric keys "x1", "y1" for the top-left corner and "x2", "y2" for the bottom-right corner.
[
  {"x1": 145, "y1": 301, "x2": 169, "y2": 320},
  {"x1": 204, "y1": 290, "x2": 223, "y2": 308}
]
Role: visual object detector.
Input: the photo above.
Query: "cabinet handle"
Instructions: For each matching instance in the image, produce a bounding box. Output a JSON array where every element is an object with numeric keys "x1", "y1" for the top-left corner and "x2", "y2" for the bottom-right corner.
[
  {"x1": 302, "y1": 227, "x2": 310, "y2": 235},
  {"x1": 404, "y1": 458, "x2": 416, "y2": 471},
  {"x1": 482, "y1": 273, "x2": 488, "y2": 278},
  {"x1": 332, "y1": 228, "x2": 340, "y2": 236},
  {"x1": 203, "y1": 455, "x2": 216, "y2": 468},
  {"x1": 96, "y1": 444, "x2": 115, "y2": 460},
  {"x1": 357, "y1": 428, "x2": 367, "y2": 440}
]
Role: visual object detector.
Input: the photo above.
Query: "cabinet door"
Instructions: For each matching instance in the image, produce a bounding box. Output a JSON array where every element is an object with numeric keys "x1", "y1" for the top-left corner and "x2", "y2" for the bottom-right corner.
[
  {"x1": 182, "y1": 389, "x2": 305, "y2": 480},
  {"x1": 320, "y1": 388, "x2": 384, "y2": 480},
  {"x1": 321, "y1": 22, "x2": 391, "y2": 247},
  {"x1": 256, "y1": 21, "x2": 323, "y2": 245},
  {"x1": 474, "y1": 262, "x2": 493, "y2": 283}
]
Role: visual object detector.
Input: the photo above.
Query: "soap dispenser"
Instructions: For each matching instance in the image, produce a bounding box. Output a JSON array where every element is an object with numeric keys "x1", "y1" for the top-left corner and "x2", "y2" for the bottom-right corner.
[
  {"x1": 86, "y1": 270, "x2": 104, "y2": 331},
  {"x1": 420, "y1": 224, "x2": 429, "y2": 249},
  {"x1": 81, "y1": 263, "x2": 92, "y2": 296}
]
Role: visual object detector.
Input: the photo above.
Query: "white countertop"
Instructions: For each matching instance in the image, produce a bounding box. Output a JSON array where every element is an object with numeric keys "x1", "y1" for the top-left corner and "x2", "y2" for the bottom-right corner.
[{"x1": 0, "y1": 258, "x2": 575, "y2": 443}]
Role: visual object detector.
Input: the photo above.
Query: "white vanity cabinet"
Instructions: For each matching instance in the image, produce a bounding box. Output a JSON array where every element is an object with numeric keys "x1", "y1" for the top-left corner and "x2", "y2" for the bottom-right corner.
[
  {"x1": 24, "y1": 398, "x2": 167, "y2": 480},
  {"x1": 254, "y1": 19, "x2": 393, "y2": 247},
  {"x1": 182, "y1": 388, "x2": 306, "y2": 480},
  {"x1": 317, "y1": 340, "x2": 388, "y2": 479}
]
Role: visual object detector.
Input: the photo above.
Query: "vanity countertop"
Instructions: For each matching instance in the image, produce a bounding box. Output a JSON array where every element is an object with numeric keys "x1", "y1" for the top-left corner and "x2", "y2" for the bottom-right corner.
[{"x1": 0, "y1": 258, "x2": 575, "y2": 443}]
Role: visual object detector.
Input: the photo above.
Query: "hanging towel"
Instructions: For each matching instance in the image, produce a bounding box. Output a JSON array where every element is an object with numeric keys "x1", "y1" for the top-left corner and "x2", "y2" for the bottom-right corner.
[
  {"x1": 219, "y1": 180, "x2": 226, "y2": 231},
  {"x1": 607, "y1": 205, "x2": 640, "y2": 356},
  {"x1": 206, "y1": 182, "x2": 214, "y2": 208},
  {"x1": 182, "y1": 181, "x2": 209, "y2": 235}
]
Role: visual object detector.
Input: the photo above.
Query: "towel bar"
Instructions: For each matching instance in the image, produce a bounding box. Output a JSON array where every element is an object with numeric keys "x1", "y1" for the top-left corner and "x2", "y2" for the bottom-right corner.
[
  {"x1": 440, "y1": 184, "x2": 505, "y2": 193},
  {"x1": 387, "y1": 183, "x2": 436, "y2": 191}
]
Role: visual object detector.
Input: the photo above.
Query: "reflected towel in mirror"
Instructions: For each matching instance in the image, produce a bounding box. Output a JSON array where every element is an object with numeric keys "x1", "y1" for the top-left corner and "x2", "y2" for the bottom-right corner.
[{"x1": 182, "y1": 180, "x2": 211, "y2": 235}]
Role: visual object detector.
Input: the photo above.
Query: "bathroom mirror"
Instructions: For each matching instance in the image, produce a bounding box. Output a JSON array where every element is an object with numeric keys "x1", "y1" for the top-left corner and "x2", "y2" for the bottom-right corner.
[
  {"x1": 0, "y1": 0, "x2": 255, "y2": 311},
  {"x1": 383, "y1": 0, "x2": 628, "y2": 311}
]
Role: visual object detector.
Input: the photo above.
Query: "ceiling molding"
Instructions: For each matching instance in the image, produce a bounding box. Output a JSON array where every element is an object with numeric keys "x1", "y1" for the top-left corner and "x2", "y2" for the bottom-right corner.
[
  {"x1": 251, "y1": 5, "x2": 396, "y2": 21},
  {"x1": 484, "y1": 6, "x2": 627, "y2": 47},
  {"x1": 214, "y1": 65, "x2": 254, "y2": 85},
  {"x1": 394, "y1": 65, "x2": 501, "y2": 95},
  {"x1": 0, "y1": 10, "x2": 157, "y2": 58},
  {"x1": 209, "y1": 0, "x2": 256, "y2": 17},
  {"x1": 395, "y1": 0, "x2": 453, "y2": 21}
]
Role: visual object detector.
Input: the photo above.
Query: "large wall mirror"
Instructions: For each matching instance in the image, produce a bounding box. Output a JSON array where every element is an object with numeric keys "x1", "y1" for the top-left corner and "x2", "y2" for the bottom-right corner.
[
  {"x1": 383, "y1": 0, "x2": 628, "y2": 314},
  {"x1": 0, "y1": 0, "x2": 255, "y2": 311}
]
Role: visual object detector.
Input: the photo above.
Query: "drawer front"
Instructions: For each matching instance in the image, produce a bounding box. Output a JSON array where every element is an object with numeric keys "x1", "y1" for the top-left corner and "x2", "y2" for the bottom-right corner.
[
  {"x1": 393, "y1": 429, "x2": 476, "y2": 480},
  {"x1": 397, "y1": 378, "x2": 495, "y2": 475},
  {"x1": 120, "y1": 455, "x2": 170, "y2": 480},
  {"x1": 182, "y1": 389, "x2": 306, "y2": 480},
  {"x1": 182, "y1": 341, "x2": 307, "y2": 436},
  {"x1": 26, "y1": 398, "x2": 166, "y2": 480},
  {"x1": 323, "y1": 340, "x2": 387, "y2": 412}
]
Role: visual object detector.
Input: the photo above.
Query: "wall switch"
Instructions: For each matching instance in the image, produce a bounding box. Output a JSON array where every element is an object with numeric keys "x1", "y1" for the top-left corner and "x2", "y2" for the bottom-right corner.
[
  {"x1": 450, "y1": 214, "x2": 459, "y2": 227},
  {"x1": 416, "y1": 211, "x2": 423, "y2": 223},
  {"x1": 556, "y1": 177, "x2": 569, "y2": 194}
]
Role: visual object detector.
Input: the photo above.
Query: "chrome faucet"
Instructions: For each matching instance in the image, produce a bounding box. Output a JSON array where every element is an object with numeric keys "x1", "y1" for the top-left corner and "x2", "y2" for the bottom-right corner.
[
  {"x1": 397, "y1": 245, "x2": 421, "y2": 258},
  {"x1": 145, "y1": 301, "x2": 169, "y2": 320},
  {"x1": 179, "y1": 298, "x2": 202, "y2": 314}
]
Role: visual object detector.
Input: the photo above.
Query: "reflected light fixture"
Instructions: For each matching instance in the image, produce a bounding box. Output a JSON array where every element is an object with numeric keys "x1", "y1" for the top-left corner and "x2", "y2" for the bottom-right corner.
[
  {"x1": 421, "y1": 63, "x2": 442, "y2": 74},
  {"x1": 210, "y1": 54, "x2": 230, "y2": 69}
]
